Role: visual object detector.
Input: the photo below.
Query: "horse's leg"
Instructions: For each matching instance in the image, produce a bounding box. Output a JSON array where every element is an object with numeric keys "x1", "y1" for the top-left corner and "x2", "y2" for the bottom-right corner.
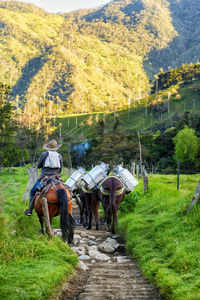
[
  {"x1": 87, "y1": 208, "x2": 92, "y2": 230},
  {"x1": 79, "y1": 192, "x2": 87, "y2": 227},
  {"x1": 101, "y1": 195, "x2": 108, "y2": 226},
  {"x1": 42, "y1": 197, "x2": 54, "y2": 238},
  {"x1": 90, "y1": 193, "x2": 98, "y2": 230},
  {"x1": 84, "y1": 207, "x2": 89, "y2": 227},
  {"x1": 38, "y1": 215, "x2": 45, "y2": 234},
  {"x1": 76, "y1": 198, "x2": 83, "y2": 225},
  {"x1": 95, "y1": 205, "x2": 99, "y2": 230},
  {"x1": 79, "y1": 201, "x2": 85, "y2": 226},
  {"x1": 94, "y1": 200, "x2": 100, "y2": 230},
  {"x1": 86, "y1": 194, "x2": 92, "y2": 230},
  {"x1": 106, "y1": 206, "x2": 111, "y2": 231}
]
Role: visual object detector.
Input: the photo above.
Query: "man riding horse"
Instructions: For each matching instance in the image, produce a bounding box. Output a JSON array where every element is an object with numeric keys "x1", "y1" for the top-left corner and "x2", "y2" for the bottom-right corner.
[{"x1": 24, "y1": 139, "x2": 63, "y2": 216}]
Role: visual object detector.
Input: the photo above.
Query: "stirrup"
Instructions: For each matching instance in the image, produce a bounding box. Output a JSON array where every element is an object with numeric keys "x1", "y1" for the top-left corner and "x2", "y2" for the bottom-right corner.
[{"x1": 24, "y1": 209, "x2": 32, "y2": 216}]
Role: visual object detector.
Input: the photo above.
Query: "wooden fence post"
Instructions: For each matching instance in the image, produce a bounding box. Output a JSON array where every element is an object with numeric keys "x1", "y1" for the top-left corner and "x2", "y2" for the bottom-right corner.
[
  {"x1": 23, "y1": 167, "x2": 38, "y2": 203},
  {"x1": 131, "y1": 162, "x2": 136, "y2": 175},
  {"x1": 42, "y1": 197, "x2": 54, "y2": 238},
  {"x1": 177, "y1": 159, "x2": 180, "y2": 190},
  {"x1": 187, "y1": 182, "x2": 200, "y2": 214},
  {"x1": 137, "y1": 164, "x2": 140, "y2": 179},
  {"x1": 142, "y1": 165, "x2": 148, "y2": 194}
]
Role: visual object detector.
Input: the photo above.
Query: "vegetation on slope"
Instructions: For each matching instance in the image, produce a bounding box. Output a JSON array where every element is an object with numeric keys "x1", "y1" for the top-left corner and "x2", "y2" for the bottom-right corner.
[
  {"x1": 0, "y1": 0, "x2": 199, "y2": 115},
  {"x1": 55, "y1": 76, "x2": 200, "y2": 171},
  {"x1": 152, "y1": 62, "x2": 200, "y2": 92},
  {"x1": 0, "y1": 0, "x2": 193, "y2": 114},
  {"x1": 147, "y1": 0, "x2": 200, "y2": 75},
  {"x1": 1, "y1": 63, "x2": 200, "y2": 173}
]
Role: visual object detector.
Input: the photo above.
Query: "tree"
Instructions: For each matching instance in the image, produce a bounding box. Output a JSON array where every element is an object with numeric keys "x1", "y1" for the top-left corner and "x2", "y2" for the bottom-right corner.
[
  {"x1": 173, "y1": 126, "x2": 199, "y2": 170},
  {"x1": 0, "y1": 83, "x2": 14, "y2": 170}
]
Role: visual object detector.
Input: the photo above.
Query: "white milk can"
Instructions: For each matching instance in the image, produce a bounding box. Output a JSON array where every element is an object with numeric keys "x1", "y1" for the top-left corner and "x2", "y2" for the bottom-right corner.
[
  {"x1": 65, "y1": 167, "x2": 86, "y2": 191},
  {"x1": 113, "y1": 165, "x2": 139, "y2": 192}
]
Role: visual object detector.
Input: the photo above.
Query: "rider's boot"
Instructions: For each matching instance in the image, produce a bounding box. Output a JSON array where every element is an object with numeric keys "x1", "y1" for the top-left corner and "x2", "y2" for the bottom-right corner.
[{"x1": 24, "y1": 196, "x2": 35, "y2": 216}]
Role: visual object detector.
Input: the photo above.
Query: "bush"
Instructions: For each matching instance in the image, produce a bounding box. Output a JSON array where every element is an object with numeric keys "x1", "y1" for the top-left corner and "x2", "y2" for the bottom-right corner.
[{"x1": 119, "y1": 191, "x2": 142, "y2": 215}]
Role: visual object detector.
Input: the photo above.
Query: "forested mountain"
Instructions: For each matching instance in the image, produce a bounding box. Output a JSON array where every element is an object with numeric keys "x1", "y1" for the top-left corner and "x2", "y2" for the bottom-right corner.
[
  {"x1": 147, "y1": 0, "x2": 200, "y2": 75},
  {"x1": 0, "y1": 0, "x2": 200, "y2": 115}
]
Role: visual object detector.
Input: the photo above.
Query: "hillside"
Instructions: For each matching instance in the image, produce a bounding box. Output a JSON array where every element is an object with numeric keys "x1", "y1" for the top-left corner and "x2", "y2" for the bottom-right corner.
[
  {"x1": 56, "y1": 77, "x2": 200, "y2": 140},
  {"x1": 0, "y1": 1, "x2": 150, "y2": 113},
  {"x1": 0, "y1": 0, "x2": 199, "y2": 114},
  {"x1": 147, "y1": 0, "x2": 200, "y2": 75}
]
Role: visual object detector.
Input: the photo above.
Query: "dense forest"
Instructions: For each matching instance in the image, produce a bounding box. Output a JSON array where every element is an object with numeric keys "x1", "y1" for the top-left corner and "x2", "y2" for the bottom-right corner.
[
  {"x1": 1, "y1": 69, "x2": 200, "y2": 173},
  {"x1": 0, "y1": 0, "x2": 199, "y2": 116}
]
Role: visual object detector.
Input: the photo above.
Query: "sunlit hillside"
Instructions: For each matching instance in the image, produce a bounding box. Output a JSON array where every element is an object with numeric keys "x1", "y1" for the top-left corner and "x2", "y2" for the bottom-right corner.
[
  {"x1": 0, "y1": 0, "x2": 200, "y2": 114},
  {"x1": 55, "y1": 77, "x2": 200, "y2": 141}
]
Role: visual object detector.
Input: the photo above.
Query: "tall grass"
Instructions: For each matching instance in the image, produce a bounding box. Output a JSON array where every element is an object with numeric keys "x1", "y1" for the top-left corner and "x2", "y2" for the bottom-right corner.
[
  {"x1": 0, "y1": 167, "x2": 78, "y2": 300},
  {"x1": 119, "y1": 174, "x2": 200, "y2": 300}
]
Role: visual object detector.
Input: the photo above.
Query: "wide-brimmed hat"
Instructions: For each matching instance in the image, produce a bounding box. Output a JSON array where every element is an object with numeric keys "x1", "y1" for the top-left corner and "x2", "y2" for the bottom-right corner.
[{"x1": 43, "y1": 139, "x2": 61, "y2": 151}]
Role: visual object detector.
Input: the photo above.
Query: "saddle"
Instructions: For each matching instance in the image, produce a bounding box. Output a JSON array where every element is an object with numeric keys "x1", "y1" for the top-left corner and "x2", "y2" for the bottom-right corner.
[
  {"x1": 39, "y1": 175, "x2": 61, "y2": 188},
  {"x1": 36, "y1": 175, "x2": 66, "y2": 201}
]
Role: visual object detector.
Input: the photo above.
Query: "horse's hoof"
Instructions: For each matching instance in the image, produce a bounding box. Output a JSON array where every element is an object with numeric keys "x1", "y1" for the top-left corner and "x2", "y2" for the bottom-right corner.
[{"x1": 38, "y1": 230, "x2": 45, "y2": 235}]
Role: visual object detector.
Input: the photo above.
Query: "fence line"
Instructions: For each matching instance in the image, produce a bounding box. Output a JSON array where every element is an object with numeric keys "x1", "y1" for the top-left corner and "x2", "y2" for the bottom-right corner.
[{"x1": 146, "y1": 180, "x2": 199, "y2": 184}]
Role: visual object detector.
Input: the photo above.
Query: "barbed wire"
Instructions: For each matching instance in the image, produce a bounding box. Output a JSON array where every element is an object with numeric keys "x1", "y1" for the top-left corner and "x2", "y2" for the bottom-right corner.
[{"x1": 147, "y1": 179, "x2": 199, "y2": 184}]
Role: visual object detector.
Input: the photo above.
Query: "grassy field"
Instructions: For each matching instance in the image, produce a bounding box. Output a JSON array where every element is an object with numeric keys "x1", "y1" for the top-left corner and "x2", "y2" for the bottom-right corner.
[
  {"x1": 0, "y1": 167, "x2": 78, "y2": 300},
  {"x1": 119, "y1": 174, "x2": 200, "y2": 300}
]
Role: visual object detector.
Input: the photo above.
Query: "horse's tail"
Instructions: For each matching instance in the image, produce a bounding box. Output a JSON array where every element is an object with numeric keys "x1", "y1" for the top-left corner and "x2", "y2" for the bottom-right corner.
[
  {"x1": 109, "y1": 178, "x2": 116, "y2": 215},
  {"x1": 109, "y1": 178, "x2": 118, "y2": 233},
  {"x1": 57, "y1": 188, "x2": 74, "y2": 243}
]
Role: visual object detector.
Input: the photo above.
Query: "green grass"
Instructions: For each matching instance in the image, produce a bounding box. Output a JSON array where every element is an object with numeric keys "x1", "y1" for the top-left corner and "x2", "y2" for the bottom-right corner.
[
  {"x1": 118, "y1": 174, "x2": 200, "y2": 300},
  {"x1": 0, "y1": 167, "x2": 78, "y2": 300}
]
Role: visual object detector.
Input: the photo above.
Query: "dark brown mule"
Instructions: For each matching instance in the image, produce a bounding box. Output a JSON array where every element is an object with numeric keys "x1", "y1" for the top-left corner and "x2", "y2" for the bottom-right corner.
[
  {"x1": 34, "y1": 180, "x2": 74, "y2": 243},
  {"x1": 98, "y1": 176, "x2": 125, "y2": 234},
  {"x1": 73, "y1": 187, "x2": 89, "y2": 227},
  {"x1": 79, "y1": 184, "x2": 100, "y2": 230}
]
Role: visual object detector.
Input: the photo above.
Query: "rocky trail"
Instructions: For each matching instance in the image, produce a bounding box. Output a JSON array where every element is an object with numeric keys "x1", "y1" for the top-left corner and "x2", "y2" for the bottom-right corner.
[{"x1": 57, "y1": 202, "x2": 166, "y2": 300}]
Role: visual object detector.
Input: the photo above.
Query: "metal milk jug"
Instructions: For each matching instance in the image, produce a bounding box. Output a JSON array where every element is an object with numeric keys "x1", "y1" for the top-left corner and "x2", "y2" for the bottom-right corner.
[
  {"x1": 82, "y1": 162, "x2": 109, "y2": 190},
  {"x1": 65, "y1": 167, "x2": 86, "y2": 191},
  {"x1": 113, "y1": 165, "x2": 139, "y2": 192}
]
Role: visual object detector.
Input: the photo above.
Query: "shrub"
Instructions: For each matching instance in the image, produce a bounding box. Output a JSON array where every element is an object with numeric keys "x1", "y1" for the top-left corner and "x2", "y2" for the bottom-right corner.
[{"x1": 119, "y1": 191, "x2": 142, "y2": 215}]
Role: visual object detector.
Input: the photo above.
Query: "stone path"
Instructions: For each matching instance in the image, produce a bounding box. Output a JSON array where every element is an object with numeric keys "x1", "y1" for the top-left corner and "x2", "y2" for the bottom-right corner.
[{"x1": 58, "y1": 202, "x2": 166, "y2": 300}]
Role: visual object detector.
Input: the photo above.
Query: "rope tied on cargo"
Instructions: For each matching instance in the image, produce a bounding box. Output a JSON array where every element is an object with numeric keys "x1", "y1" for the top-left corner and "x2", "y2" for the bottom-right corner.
[{"x1": 98, "y1": 175, "x2": 125, "y2": 196}]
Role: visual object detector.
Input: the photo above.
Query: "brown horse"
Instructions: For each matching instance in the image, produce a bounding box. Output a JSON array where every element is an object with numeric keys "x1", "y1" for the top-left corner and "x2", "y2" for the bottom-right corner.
[
  {"x1": 79, "y1": 184, "x2": 100, "y2": 230},
  {"x1": 34, "y1": 179, "x2": 74, "y2": 243},
  {"x1": 98, "y1": 176, "x2": 126, "y2": 234}
]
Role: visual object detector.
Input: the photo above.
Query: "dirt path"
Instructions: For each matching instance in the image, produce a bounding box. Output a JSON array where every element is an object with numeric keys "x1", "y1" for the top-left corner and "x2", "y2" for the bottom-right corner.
[{"x1": 59, "y1": 203, "x2": 166, "y2": 300}]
